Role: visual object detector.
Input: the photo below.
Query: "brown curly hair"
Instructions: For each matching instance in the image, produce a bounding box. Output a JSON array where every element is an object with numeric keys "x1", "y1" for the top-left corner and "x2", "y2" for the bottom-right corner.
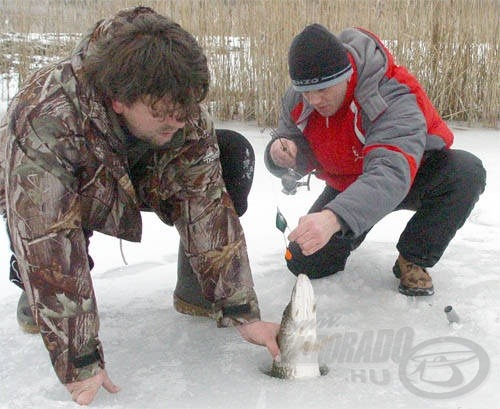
[{"x1": 82, "y1": 6, "x2": 209, "y2": 121}]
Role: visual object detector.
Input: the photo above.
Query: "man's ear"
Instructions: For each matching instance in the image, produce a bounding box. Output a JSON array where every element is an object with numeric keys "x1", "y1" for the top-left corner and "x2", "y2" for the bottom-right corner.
[{"x1": 111, "y1": 100, "x2": 126, "y2": 114}]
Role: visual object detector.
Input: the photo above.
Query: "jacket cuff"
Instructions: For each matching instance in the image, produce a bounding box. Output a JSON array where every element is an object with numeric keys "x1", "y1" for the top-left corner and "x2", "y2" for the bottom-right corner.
[
  {"x1": 65, "y1": 360, "x2": 103, "y2": 384},
  {"x1": 55, "y1": 338, "x2": 105, "y2": 384},
  {"x1": 214, "y1": 287, "x2": 261, "y2": 327}
]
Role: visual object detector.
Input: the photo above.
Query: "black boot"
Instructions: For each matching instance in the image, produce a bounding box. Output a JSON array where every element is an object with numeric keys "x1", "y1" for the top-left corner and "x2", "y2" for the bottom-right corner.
[
  {"x1": 173, "y1": 243, "x2": 215, "y2": 318},
  {"x1": 17, "y1": 291, "x2": 39, "y2": 334},
  {"x1": 216, "y1": 129, "x2": 255, "y2": 217},
  {"x1": 173, "y1": 130, "x2": 254, "y2": 318}
]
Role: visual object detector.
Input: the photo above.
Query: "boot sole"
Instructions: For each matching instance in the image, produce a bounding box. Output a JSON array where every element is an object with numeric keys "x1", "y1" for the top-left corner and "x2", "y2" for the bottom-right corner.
[
  {"x1": 17, "y1": 318, "x2": 40, "y2": 334},
  {"x1": 173, "y1": 294, "x2": 216, "y2": 319},
  {"x1": 398, "y1": 284, "x2": 434, "y2": 297}
]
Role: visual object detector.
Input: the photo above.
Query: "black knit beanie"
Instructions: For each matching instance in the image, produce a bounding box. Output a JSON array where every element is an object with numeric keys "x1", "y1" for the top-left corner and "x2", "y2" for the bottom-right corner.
[{"x1": 288, "y1": 24, "x2": 352, "y2": 92}]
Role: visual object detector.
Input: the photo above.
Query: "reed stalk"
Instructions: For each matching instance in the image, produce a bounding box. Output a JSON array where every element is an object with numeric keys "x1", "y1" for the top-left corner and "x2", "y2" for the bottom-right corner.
[{"x1": 0, "y1": 0, "x2": 498, "y2": 126}]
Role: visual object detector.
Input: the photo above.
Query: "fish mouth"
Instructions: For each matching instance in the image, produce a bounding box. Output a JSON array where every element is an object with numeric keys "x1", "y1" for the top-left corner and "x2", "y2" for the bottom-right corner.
[{"x1": 290, "y1": 274, "x2": 316, "y2": 321}]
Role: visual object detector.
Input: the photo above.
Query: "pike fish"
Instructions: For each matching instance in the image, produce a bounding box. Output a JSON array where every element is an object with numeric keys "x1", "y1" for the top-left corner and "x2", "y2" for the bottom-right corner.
[{"x1": 271, "y1": 274, "x2": 321, "y2": 379}]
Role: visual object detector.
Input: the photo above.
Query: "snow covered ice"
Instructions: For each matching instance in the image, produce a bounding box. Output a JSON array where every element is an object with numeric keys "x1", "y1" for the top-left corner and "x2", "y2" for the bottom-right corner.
[{"x1": 0, "y1": 120, "x2": 499, "y2": 409}]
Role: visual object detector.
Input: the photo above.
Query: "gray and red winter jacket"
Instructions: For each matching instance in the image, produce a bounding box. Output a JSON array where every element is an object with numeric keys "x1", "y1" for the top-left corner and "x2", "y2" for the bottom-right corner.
[{"x1": 266, "y1": 27, "x2": 453, "y2": 239}]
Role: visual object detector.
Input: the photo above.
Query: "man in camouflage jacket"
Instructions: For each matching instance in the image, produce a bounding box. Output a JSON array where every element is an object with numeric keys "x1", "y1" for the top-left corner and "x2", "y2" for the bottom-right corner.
[{"x1": 0, "y1": 6, "x2": 279, "y2": 405}]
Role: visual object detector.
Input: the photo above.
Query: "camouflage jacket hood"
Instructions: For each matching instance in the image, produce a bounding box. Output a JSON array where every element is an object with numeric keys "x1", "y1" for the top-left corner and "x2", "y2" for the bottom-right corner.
[{"x1": 0, "y1": 9, "x2": 259, "y2": 384}]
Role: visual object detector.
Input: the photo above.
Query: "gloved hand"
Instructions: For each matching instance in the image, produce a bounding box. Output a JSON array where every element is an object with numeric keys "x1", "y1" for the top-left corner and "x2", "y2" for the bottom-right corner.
[{"x1": 66, "y1": 369, "x2": 120, "y2": 405}]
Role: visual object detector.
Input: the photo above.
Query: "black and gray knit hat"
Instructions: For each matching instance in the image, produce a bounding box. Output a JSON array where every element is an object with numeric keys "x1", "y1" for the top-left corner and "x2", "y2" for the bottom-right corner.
[{"x1": 288, "y1": 24, "x2": 352, "y2": 92}]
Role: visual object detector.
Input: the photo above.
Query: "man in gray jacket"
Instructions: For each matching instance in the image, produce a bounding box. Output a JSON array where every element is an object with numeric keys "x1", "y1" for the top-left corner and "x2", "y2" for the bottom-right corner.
[
  {"x1": 266, "y1": 24, "x2": 486, "y2": 296},
  {"x1": 1, "y1": 7, "x2": 279, "y2": 405}
]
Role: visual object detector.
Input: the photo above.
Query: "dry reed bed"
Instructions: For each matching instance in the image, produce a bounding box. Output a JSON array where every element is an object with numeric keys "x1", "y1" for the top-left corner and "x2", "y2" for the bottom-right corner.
[{"x1": 0, "y1": 0, "x2": 498, "y2": 127}]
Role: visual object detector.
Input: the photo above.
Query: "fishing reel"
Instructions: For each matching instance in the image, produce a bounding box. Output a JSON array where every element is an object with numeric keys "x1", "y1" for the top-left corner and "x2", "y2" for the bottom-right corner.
[{"x1": 281, "y1": 169, "x2": 313, "y2": 195}]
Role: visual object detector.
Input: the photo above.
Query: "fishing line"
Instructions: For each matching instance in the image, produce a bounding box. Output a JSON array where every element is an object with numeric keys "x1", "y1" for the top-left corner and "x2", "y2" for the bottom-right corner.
[{"x1": 119, "y1": 239, "x2": 128, "y2": 265}]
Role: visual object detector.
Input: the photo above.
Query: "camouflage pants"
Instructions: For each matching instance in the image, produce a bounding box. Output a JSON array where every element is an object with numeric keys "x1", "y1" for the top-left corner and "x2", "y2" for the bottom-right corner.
[{"x1": 286, "y1": 148, "x2": 486, "y2": 278}]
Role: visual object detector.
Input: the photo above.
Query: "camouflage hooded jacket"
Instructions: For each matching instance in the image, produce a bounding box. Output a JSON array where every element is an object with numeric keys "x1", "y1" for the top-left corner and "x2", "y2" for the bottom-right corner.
[{"x1": 0, "y1": 12, "x2": 260, "y2": 384}]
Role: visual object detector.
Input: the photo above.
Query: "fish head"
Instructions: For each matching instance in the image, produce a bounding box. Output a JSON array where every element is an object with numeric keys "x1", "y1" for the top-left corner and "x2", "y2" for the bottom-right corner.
[
  {"x1": 271, "y1": 274, "x2": 321, "y2": 379},
  {"x1": 289, "y1": 274, "x2": 316, "y2": 323}
]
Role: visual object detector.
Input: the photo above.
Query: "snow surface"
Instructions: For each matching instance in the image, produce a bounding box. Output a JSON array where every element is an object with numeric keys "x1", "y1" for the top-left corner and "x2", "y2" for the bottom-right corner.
[{"x1": 0, "y1": 120, "x2": 498, "y2": 409}]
